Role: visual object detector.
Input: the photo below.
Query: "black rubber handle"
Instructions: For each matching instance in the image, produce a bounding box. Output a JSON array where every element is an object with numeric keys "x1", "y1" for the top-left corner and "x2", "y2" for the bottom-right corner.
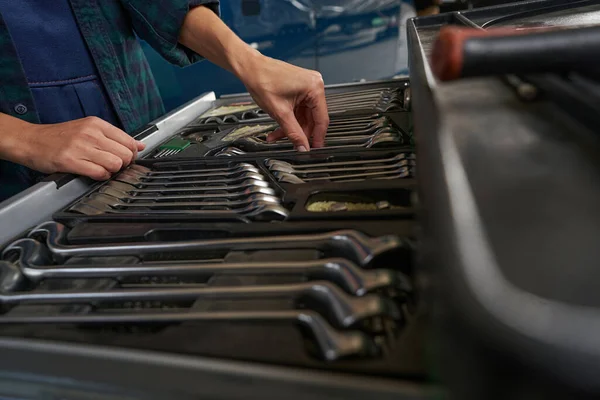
[{"x1": 432, "y1": 25, "x2": 600, "y2": 81}]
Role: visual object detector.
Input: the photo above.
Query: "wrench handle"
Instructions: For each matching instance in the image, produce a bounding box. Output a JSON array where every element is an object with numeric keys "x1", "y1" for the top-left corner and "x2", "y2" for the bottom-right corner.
[{"x1": 432, "y1": 25, "x2": 600, "y2": 81}]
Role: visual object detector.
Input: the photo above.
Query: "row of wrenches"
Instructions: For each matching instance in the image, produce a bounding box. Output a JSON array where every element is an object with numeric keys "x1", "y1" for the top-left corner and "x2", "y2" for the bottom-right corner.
[
  {"x1": 197, "y1": 87, "x2": 406, "y2": 125},
  {"x1": 70, "y1": 163, "x2": 289, "y2": 220},
  {"x1": 265, "y1": 152, "x2": 416, "y2": 184},
  {"x1": 0, "y1": 221, "x2": 413, "y2": 361}
]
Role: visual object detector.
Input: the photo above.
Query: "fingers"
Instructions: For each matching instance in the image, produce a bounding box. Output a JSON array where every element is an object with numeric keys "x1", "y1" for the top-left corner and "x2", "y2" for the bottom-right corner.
[
  {"x1": 84, "y1": 147, "x2": 125, "y2": 174},
  {"x1": 274, "y1": 109, "x2": 310, "y2": 151},
  {"x1": 73, "y1": 159, "x2": 111, "y2": 181},
  {"x1": 308, "y1": 96, "x2": 329, "y2": 148},
  {"x1": 266, "y1": 128, "x2": 286, "y2": 143},
  {"x1": 96, "y1": 135, "x2": 135, "y2": 166},
  {"x1": 94, "y1": 117, "x2": 143, "y2": 158}
]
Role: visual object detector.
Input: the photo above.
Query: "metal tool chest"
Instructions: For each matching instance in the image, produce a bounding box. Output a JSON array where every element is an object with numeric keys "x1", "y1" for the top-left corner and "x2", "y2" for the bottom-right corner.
[
  {"x1": 0, "y1": 78, "x2": 435, "y2": 400},
  {"x1": 1, "y1": 1, "x2": 599, "y2": 398}
]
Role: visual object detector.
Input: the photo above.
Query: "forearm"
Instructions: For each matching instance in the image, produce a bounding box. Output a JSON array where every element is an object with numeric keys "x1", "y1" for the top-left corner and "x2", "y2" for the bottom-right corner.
[
  {"x1": 179, "y1": 5, "x2": 260, "y2": 81},
  {"x1": 0, "y1": 113, "x2": 34, "y2": 165}
]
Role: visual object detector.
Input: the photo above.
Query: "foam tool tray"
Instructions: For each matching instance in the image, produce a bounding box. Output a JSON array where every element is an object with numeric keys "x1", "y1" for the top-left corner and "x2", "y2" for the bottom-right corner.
[
  {"x1": 193, "y1": 81, "x2": 411, "y2": 126},
  {"x1": 0, "y1": 210, "x2": 426, "y2": 378},
  {"x1": 146, "y1": 114, "x2": 413, "y2": 160},
  {"x1": 52, "y1": 148, "x2": 417, "y2": 225}
]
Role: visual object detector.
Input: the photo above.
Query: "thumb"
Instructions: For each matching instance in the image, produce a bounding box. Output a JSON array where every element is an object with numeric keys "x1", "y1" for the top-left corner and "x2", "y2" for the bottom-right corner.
[{"x1": 275, "y1": 109, "x2": 310, "y2": 151}]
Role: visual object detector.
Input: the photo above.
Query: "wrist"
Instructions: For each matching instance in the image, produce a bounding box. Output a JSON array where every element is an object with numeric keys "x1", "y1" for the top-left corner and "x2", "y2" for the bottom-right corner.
[
  {"x1": 0, "y1": 114, "x2": 36, "y2": 165},
  {"x1": 230, "y1": 45, "x2": 264, "y2": 84}
]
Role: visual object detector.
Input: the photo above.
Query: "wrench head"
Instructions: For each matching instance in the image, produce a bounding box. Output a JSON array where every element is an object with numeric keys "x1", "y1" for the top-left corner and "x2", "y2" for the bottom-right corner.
[
  {"x1": 244, "y1": 194, "x2": 280, "y2": 204},
  {"x1": 268, "y1": 162, "x2": 295, "y2": 174},
  {"x1": 99, "y1": 186, "x2": 130, "y2": 199},
  {"x1": 2, "y1": 238, "x2": 53, "y2": 268},
  {"x1": 106, "y1": 180, "x2": 138, "y2": 192},
  {"x1": 71, "y1": 200, "x2": 114, "y2": 215},
  {"x1": 127, "y1": 164, "x2": 152, "y2": 174},
  {"x1": 0, "y1": 260, "x2": 25, "y2": 293},
  {"x1": 245, "y1": 202, "x2": 289, "y2": 221},
  {"x1": 115, "y1": 173, "x2": 144, "y2": 186},
  {"x1": 273, "y1": 172, "x2": 306, "y2": 184},
  {"x1": 88, "y1": 193, "x2": 126, "y2": 207}
]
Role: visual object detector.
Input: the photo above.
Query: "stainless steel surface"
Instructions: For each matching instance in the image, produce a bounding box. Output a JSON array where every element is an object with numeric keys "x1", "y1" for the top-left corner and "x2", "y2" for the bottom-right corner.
[
  {"x1": 0, "y1": 179, "x2": 90, "y2": 247},
  {"x1": 29, "y1": 222, "x2": 406, "y2": 268},
  {"x1": 489, "y1": 4, "x2": 600, "y2": 29},
  {"x1": 0, "y1": 310, "x2": 375, "y2": 362}
]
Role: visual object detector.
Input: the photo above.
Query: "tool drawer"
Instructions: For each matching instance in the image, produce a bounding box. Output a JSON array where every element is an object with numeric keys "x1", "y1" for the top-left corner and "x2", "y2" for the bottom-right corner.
[{"x1": 0, "y1": 79, "x2": 434, "y2": 399}]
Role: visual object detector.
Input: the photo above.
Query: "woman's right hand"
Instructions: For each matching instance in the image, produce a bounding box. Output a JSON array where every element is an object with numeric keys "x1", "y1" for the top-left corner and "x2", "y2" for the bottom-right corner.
[{"x1": 7, "y1": 115, "x2": 145, "y2": 180}]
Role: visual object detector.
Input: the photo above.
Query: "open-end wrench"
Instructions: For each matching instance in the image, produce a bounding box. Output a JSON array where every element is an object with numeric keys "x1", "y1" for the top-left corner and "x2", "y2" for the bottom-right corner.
[
  {"x1": 75, "y1": 198, "x2": 289, "y2": 220},
  {"x1": 0, "y1": 280, "x2": 401, "y2": 330},
  {"x1": 265, "y1": 153, "x2": 413, "y2": 171},
  {"x1": 325, "y1": 94, "x2": 402, "y2": 107},
  {"x1": 269, "y1": 159, "x2": 412, "y2": 176},
  {"x1": 68, "y1": 200, "x2": 279, "y2": 220},
  {"x1": 255, "y1": 124, "x2": 395, "y2": 143},
  {"x1": 99, "y1": 185, "x2": 275, "y2": 201},
  {"x1": 274, "y1": 167, "x2": 412, "y2": 184},
  {"x1": 128, "y1": 162, "x2": 259, "y2": 176},
  {"x1": 0, "y1": 309, "x2": 377, "y2": 361},
  {"x1": 87, "y1": 193, "x2": 280, "y2": 209},
  {"x1": 328, "y1": 103, "x2": 403, "y2": 113},
  {"x1": 235, "y1": 131, "x2": 400, "y2": 152},
  {"x1": 325, "y1": 88, "x2": 387, "y2": 98},
  {"x1": 115, "y1": 171, "x2": 267, "y2": 188},
  {"x1": 106, "y1": 179, "x2": 270, "y2": 194},
  {"x1": 328, "y1": 116, "x2": 387, "y2": 126},
  {"x1": 29, "y1": 222, "x2": 410, "y2": 268},
  {"x1": 118, "y1": 164, "x2": 260, "y2": 181},
  {"x1": 215, "y1": 133, "x2": 401, "y2": 156},
  {"x1": 1, "y1": 240, "x2": 412, "y2": 296}
]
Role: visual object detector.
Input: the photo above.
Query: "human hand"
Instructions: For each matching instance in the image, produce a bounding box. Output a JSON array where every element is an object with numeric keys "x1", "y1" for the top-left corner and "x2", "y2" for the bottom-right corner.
[
  {"x1": 19, "y1": 116, "x2": 145, "y2": 180},
  {"x1": 239, "y1": 55, "x2": 329, "y2": 151}
]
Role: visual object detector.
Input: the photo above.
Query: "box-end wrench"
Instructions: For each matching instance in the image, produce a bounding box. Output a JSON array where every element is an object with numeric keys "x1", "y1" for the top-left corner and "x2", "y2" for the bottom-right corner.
[
  {"x1": 106, "y1": 179, "x2": 271, "y2": 194},
  {"x1": 1, "y1": 240, "x2": 412, "y2": 296},
  {"x1": 128, "y1": 162, "x2": 259, "y2": 176},
  {"x1": 265, "y1": 153, "x2": 413, "y2": 171},
  {"x1": 0, "y1": 280, "x2": 401, "y2": 331},
  {"x1": 87, "y1": 193, "x2": 280, "y2": 209},
  {"x1": 72, "y1": 199, "x2": 289, "y2": 221},
  {"x1": 269, "y1": 159, "x2": 412, "y2": 176},
  {"x1": 274, "y1": 167, "x2": 412, "y2": 184},
  {"x1": 28, "y1": 222, "x2": 411, "y2": 268},
  {"x1": 115, "y1": 171, "x2": 267, "y2": 188},
  {"x1": 118, "y1": 164, "x2": 260, "y2": 181},
  {"x1": 99, "y1": 185, "x2": 275, "y2": 201},
  {"x1": 0, "y1": 310, "x2": 377, "y2": 361}
]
